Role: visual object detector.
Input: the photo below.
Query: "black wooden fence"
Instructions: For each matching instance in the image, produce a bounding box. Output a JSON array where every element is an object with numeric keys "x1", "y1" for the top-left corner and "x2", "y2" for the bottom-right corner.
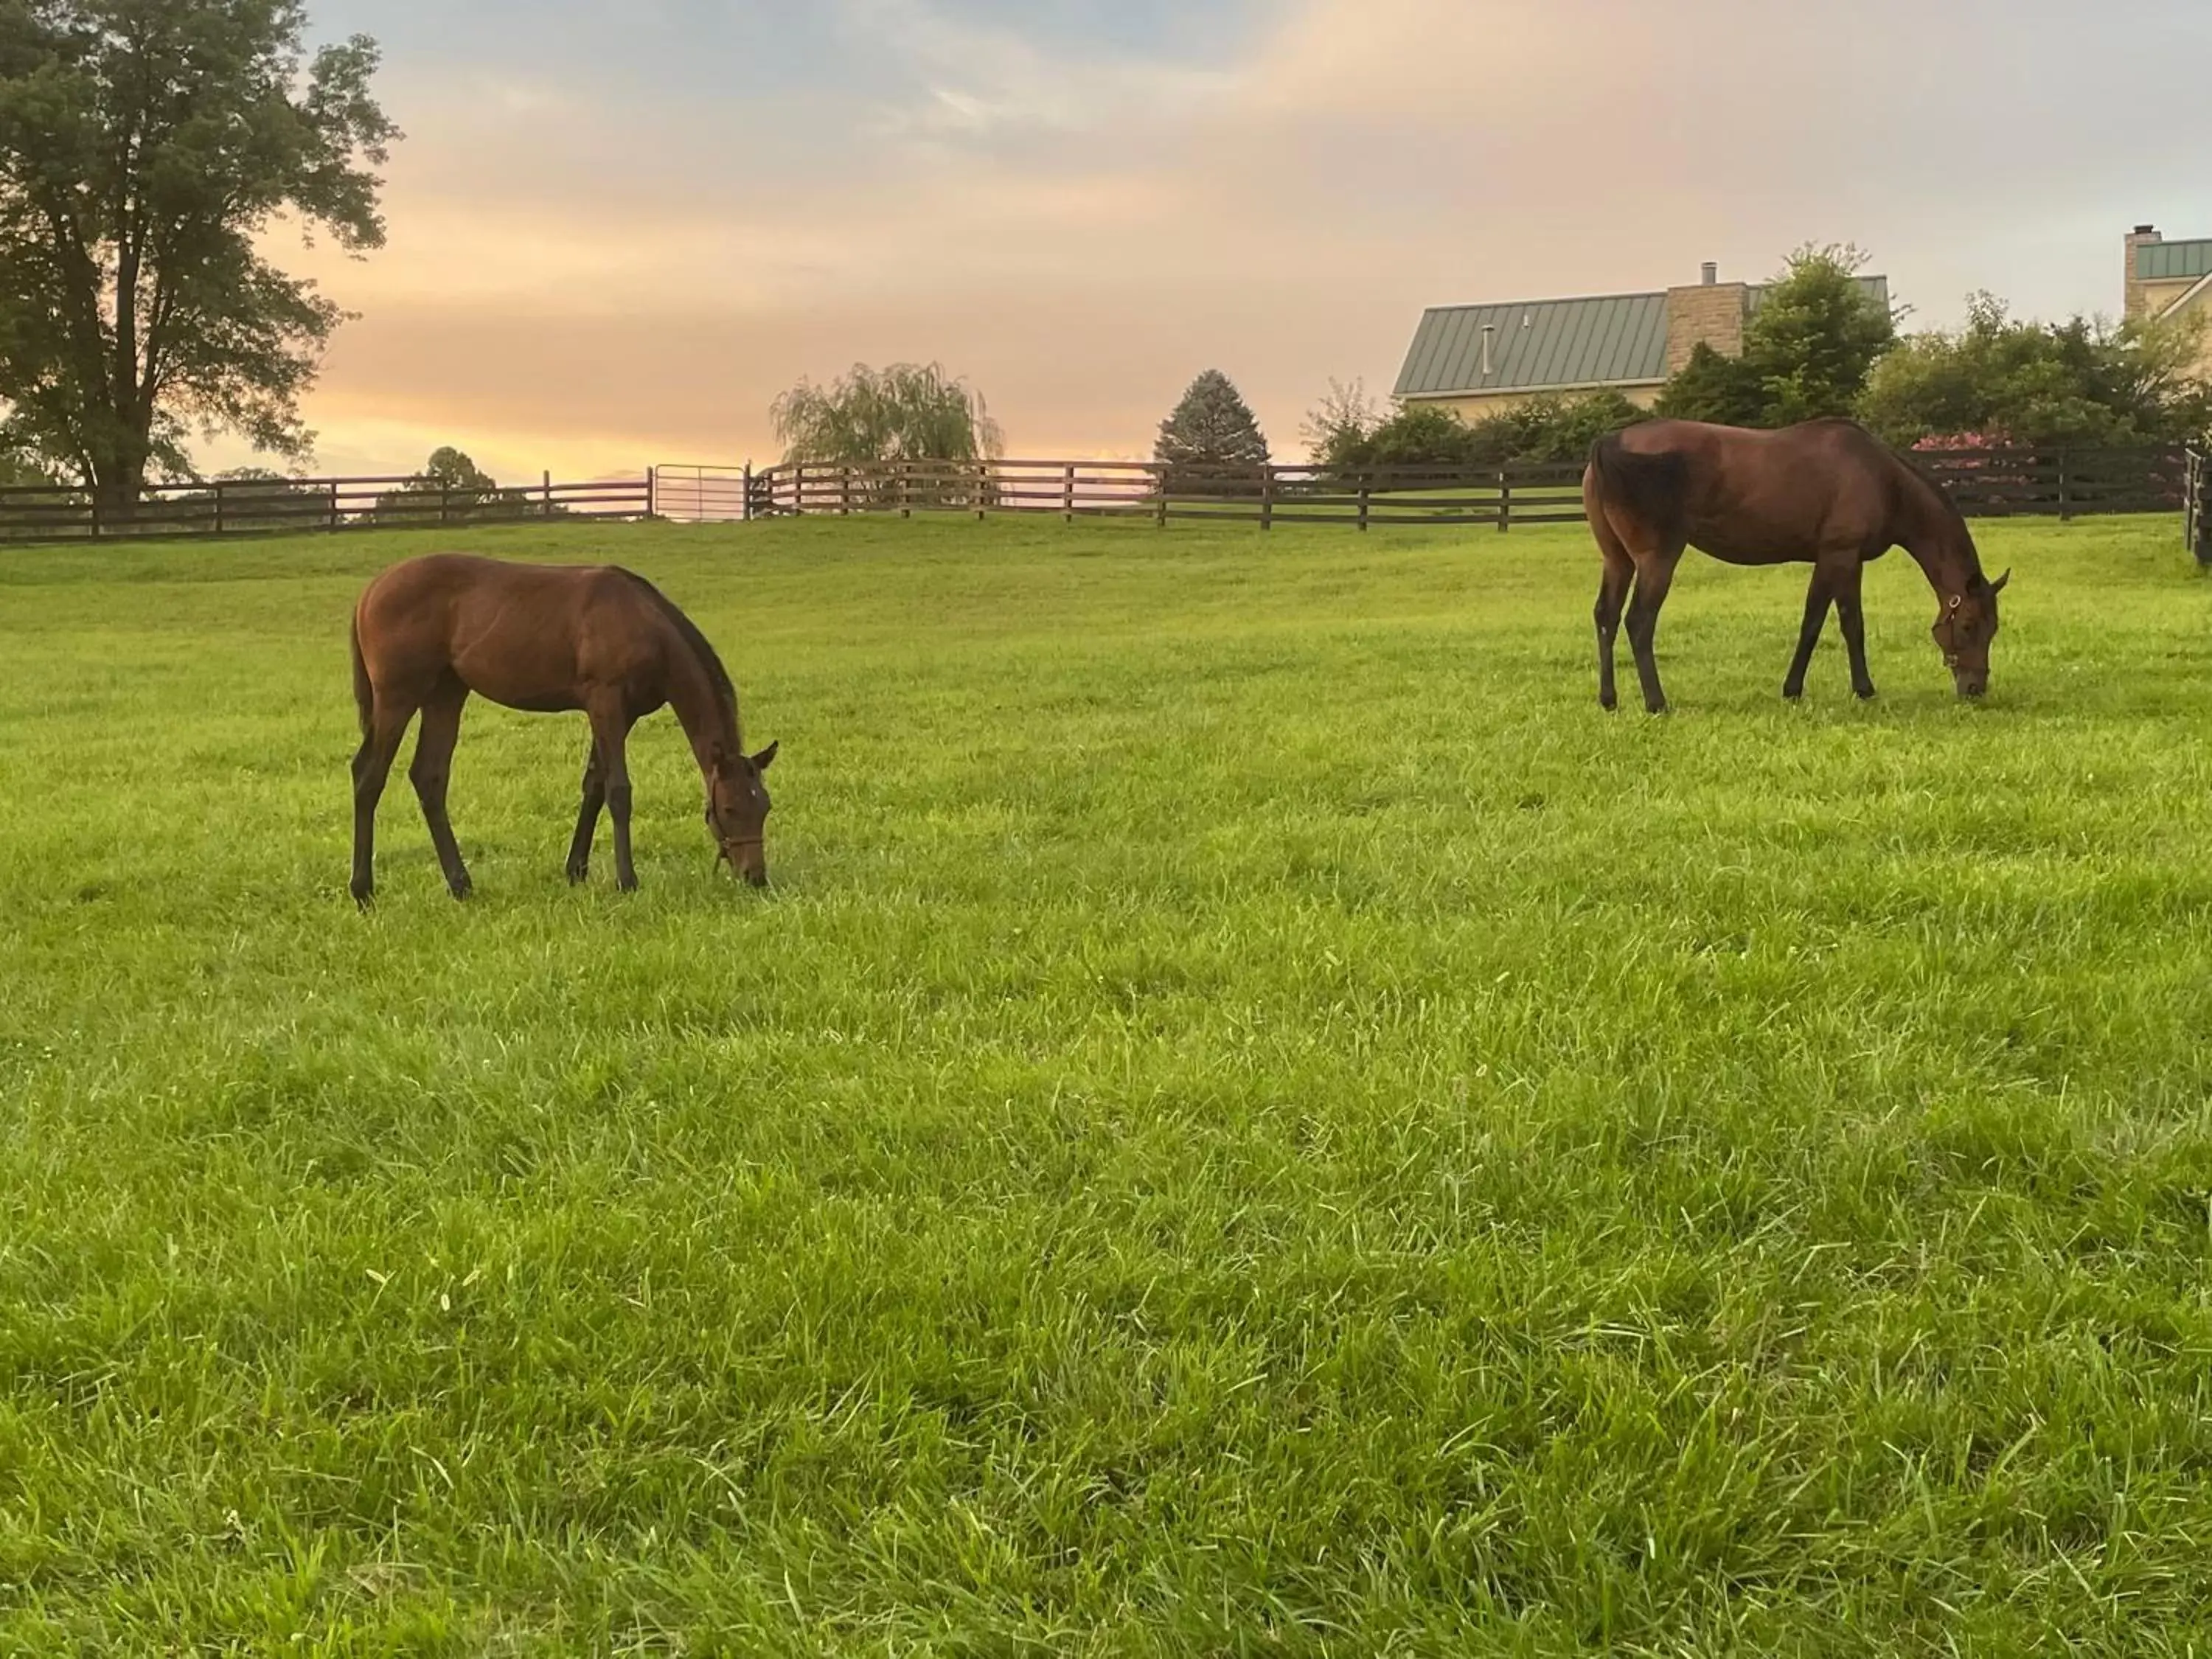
[
  {"x1": 0, "y1": 445, "x2": 2195, "y2": 545},
  {"x1": 0, "y1": 471, "x2": 653, "y2": 543},
  {"x1": 740, "y1": 446, "x2": 2196, "y2": 530},
  {"x1": 740, "y1": 458, "x2": 1592, "y2": 529}
]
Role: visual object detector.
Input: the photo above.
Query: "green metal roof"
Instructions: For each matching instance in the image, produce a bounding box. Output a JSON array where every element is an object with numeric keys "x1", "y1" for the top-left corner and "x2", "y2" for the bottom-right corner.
[
  {"x1": 1394, "y1": 276, "x2": 1890, "y2": 401},
  {"x1": 1394, "y1": 292, "x2": 1668, "y2": 399},
  {"x1": 2138, "y1": 239, "x2": 2212, "y2": 282}
]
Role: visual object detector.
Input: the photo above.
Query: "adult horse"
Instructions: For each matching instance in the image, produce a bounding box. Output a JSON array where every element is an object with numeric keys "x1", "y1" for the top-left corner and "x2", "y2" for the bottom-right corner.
[
  {"x1": 1583, "y1": 417, "x2": 2009, "y2": 714},
  {"x1": 348, "y1": 554, "x2": 779, "y2": 904}
]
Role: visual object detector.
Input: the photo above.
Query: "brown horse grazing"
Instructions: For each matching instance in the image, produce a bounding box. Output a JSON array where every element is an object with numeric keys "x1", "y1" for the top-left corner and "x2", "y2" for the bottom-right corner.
[
  {"x1": 348, "y1": 554, "x2": 778, "y2": 904},
  {"x1": 1583, "y1": 417, "x2": 2010, "y2": 714}
]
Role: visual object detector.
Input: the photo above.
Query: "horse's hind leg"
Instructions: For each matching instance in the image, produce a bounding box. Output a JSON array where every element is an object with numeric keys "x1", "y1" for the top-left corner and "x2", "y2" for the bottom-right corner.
[
  {"x1": 1593, "y1": 537, "x2": 1635, "y2": 713},
  {"x1": 1834, "y1": 560, "x2": 1877, "y2": 700},
  {"x1": 565, "y1": 740, "x2": 606, "y2": 885},
  {"x1": 410, "y1": 677, "x2": 473, "y2": 900},
  {"x1": 1625, "y1": 546, "x2": 1683, "y2": 715},
  {"x1": 350, "y1": 698, "x2": 416, "y2": 907},
  {"x1": 1783, "y1": 568, "x2": 1836, "y2": 701}
]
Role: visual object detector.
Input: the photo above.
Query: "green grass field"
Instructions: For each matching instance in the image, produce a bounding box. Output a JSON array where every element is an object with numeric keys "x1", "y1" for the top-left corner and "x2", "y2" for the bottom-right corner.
[{"x1": 4, "y1": 512, "x2": 2212, "y2": 1655}]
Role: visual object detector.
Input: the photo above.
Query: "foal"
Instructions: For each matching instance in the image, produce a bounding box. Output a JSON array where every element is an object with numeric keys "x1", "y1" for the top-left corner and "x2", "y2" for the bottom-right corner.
[
  {"x1": 1584, "y1": 418, "x2": 2010, "y2": 713},
  {"x1": 348, "y1": 554, "x2": 778, "y2": 903}
]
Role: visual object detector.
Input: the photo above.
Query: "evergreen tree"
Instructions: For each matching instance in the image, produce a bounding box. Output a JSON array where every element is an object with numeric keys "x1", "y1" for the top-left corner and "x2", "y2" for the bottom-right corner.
[{"x1": 1155, "y1": 369, "x2": 1270, "y2": 493}]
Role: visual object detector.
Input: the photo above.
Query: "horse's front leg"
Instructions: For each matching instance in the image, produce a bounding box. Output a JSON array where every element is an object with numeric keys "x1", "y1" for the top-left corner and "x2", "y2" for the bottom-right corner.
[{"x1": 587, "y1": 701, "x2": 639, "y2": 891}]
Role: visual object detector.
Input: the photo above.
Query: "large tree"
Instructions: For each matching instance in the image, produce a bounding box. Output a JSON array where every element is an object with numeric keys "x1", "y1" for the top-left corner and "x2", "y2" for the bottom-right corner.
[{"x1": 0, "y1": 0, "x2": 397, "y2": 513}]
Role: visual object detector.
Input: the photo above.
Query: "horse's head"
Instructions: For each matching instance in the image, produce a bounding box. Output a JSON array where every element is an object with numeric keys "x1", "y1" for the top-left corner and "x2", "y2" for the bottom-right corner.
[
  {"x1": 1933, "y1": 571, "x2": 2008, "y2": 699},
  {"x1": 705, "y1": 740, "x2": 778, "y2": 886}
]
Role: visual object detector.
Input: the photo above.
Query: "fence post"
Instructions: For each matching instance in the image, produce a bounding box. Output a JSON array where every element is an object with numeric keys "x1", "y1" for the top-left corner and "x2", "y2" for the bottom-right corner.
[
  {"x1": 1063, "y1": 463, "x2": 1075, "y2": 523},
  {"x1": 644, "y1": 466, "x2": 657, "y2": 519},
  {"x1": 743, "y1": 463, "x2": 753, "y2": 523},
  {"x1": 1358, "y1": 482, "x2": 1370, "y2": 532},
  {"x1": 1497, "y1": 468, "x2": 1511, "y2": 532},
  {"x1": 1156, "y1": 468, "x2": 1169, "y2": 529},
  {"x1": 793, "y1": 464, "x2": 805, "y2": 518},
  {"x1": 213, "y1": 479, "x2": 226, "y2": 537},
  {"x1": 976, "y1": 462, "x2": 988, "y2": 522},
  {"x1": 543, "y1": 470, "x2": 553, "y2": 519},
  {"x1": 328, "y1": 481, "x2": 340, "y2": 531},
  {"x1": 2057, "y1": 450, "x2": 2071, "y2": 522},
  {"x1": 1261, "y1": 465, "x2": 1274, "y2": 531}
]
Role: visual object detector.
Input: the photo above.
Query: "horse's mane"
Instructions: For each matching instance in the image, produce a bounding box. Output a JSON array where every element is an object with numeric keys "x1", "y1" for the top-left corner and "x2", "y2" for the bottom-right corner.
[
  {"x1": 618, "y1": 569, "x2": 742, "y2": 740},
  {"x1": 1887, "y1": 442, "x2": 1989, "y2": 582}
]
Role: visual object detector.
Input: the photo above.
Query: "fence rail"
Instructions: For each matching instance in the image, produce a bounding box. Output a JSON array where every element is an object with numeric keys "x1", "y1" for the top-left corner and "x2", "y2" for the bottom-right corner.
[
  {"x1": 0, "y1": 472, "x2": 653, "y2": 543},
  {"x1": 741, "y1": 459, "x2": 1593, "y2": 529}
]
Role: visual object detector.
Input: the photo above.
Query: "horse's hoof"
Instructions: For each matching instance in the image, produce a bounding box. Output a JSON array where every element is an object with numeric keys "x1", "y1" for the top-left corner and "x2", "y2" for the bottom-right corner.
[
  {"x1": 566, "y1": 864, "x2": 589, "y2": 886},
  {"x1": 350, "y1": 880, "x2": 375, "y2": 908},
  {"x1": 1782, "y1": 686, "x2": 1804, "y2": 702},
  {"x1": 1856, "y1": 686, "x2": 1879, "y2": 702},
  {"x1": 448, "y1": 883, "x2": 473, "y2": 902},
  {"x1": 1599, "y1": 694, "x2": 1618, "y2": 713}
]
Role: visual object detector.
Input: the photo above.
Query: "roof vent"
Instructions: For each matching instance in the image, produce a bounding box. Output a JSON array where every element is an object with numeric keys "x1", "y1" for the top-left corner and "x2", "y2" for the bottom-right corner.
[
  {"x1": 1479, "y1": 324, "x2": 1496, "y2": 378},
  {"x1": 1701, "y1": 261, "x2": 1718, "y2": 286}
]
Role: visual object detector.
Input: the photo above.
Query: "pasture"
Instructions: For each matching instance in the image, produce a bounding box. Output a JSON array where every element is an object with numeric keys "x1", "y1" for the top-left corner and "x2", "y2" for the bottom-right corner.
[{"x1": 4, "y1": 513, "x2": 2212, "y2": 1654}]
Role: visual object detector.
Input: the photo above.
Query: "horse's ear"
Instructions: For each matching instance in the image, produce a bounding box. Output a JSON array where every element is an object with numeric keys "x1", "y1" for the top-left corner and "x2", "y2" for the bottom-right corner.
[
  {"x1": 750, "y1": 740, "x2": 779, "y2": 772},
  {"x1": 1991, "y1": 568, "x2": 2011, "y2": 595}
]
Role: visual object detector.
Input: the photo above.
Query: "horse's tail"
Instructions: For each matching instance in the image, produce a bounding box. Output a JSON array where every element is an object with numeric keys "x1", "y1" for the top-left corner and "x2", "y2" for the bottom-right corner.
[
  {"x1": 348, "y1": 608, "x2": 373, "y2": 740},
  {"x1": 1587, "y1": 428, "x2": 1687, "y2": 540}
]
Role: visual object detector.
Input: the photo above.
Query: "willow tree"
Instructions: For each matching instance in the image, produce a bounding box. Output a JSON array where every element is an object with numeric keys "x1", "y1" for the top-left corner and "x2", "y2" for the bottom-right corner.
[
  {"x1": 0, "y1": 0, "x2": 398, "y2": 514},
  {"x1": 770, "y1": 362, "x2": 1004, "y2": 465}
]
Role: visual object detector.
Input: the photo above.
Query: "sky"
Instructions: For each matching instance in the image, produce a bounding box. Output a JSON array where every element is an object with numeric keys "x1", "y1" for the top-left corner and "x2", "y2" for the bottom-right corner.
[{"x1": 224, "y1": 0, "x2": 2212, "y2": 481}]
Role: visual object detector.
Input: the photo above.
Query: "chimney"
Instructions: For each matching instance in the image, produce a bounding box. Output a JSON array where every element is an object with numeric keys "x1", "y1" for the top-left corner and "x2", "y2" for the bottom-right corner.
[
  {"x1": 1479, "y1": 323, "x2": 1496, "y2": 379},
  {"x1": 2125, "y1": 224, "x2": 2166, "y2": 321},
  {"x1": 1700, "y1": 261, "x2": 1718, "y2": 286}
]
